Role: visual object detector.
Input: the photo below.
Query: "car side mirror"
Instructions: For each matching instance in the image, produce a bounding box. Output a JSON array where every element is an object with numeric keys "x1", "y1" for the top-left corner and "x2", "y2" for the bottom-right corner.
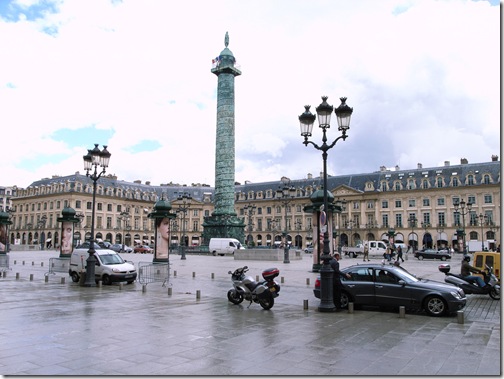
[{"x1": 398, "y1": 280, "x2": 405, "y2": 286}]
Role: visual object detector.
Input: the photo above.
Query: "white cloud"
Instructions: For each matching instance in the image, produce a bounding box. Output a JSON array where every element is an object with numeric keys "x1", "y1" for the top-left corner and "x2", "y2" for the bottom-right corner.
[{"x1": 0, "y1": 0, "x2": 499, "y2": 189}]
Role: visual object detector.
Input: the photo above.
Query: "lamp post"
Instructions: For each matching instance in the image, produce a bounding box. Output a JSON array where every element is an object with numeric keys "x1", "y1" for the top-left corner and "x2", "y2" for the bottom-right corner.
[
  {"x1": 118, "y1": 211, "x2": 130, "y2": 253},
  {"x1": 276, "y1": 178, "x2": 296, "y2": 264},
  {"x1": 243, "y1": 204, "x2": 256, "y2": 247},
  {"x1": 177, "y1": 193, "x2": 192, "y2": 260},
  {"x1": 408, "y1": 215, "x2": 417, "y2": 252},
  {"x1": 477, "y1": 213, "x2": 489, "y2": 251},
  {"x1": 453, "y1": 198, "x2": 472, "y2": 254},
  {"x1": 82, "y1": 144, "x2": 111, "y2": 287},
  {"x1": 299, "y1": 95, "x2": 353, "y2": 312}
]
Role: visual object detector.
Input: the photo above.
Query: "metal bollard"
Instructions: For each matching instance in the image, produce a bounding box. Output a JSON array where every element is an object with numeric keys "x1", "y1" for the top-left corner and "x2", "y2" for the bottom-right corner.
[
  {"x1": 60, "y1": 277, "x2": 65, "y2": 284},
  {"x1": 256, "y1": 275, "x2": 259, "y2": 281},
  {"x1": 174, "y1": 270, "x2": 177, "y2": 277},
  {"x1": 281, "y1": 276, "x2": 284, "y2": 284},
  {"x1": 22, "y1": 261, "x2": 25, "y2": 265},
  {"x1": 30, "y1": 274, "x2": 34, "y2": 281},
  {"x1": 14, "y1": 260, "x2": 16, "y2": 264},
  {"x1": 348, "y1": 302, "x2": 354, "y2": 313},
  {"x1": 211, "y1": 273, "x2": 214, "y2": 279},
  {"x1": 45, "y1": 275, "x2": 49, "y2": 283},
  {"x1": 41, "y1": 262, "x2": 44, "y2": 267},
  {"x1": 119, "y1": 283, "x2": 123, "y2": 290},
  {"x1": 32, "y1": 261, "x2": 35, "y2": 266},
  {"x1": 303, "y1": 299, "x2": 309, "y2": 310},
  {"x1": 457, "y1": 310, "x2": 464, "y2": 324},
  {"x1": 306, "y1": 278, "x2": 310, "y2": 285},
  {"x1": 3, "y1": 271, "x2": 6, "y2": 278},
  {"x1": 196, "y1": 290, "x2": 201, "y2": 300},
  {"x1": 167, "y1": 287, "x2": 172, "y2": 295},
  {"x1": 98, "y1": 280, "x2": 102, "y2": 288},
  {"x1": 399, "y1": 305, "x2": 405, "y2": 318},
  {"x1": 142, "y1": 284, "x2": 147, "y2": 293},
  {"x1": 16, "y1": 273, "x2": 19, "y2": 279},
  {"x1": 192, "y1": 272, "x2": 196, "y2": 278}
]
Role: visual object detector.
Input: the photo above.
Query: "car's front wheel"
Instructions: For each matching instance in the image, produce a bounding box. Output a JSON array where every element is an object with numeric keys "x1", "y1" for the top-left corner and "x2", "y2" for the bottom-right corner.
[
  {"x1": 418, "y1": 255, "x2": 424, "y2": 260},
  {"x1": 441, "y1": 256, "x2": 447, "y2": 261},
  {"x1": 340, "y1": 292, "x2": 351, "y2": 309},
  {"x1": 424, "y1": 295, "x2": 447, "y2": 316}
]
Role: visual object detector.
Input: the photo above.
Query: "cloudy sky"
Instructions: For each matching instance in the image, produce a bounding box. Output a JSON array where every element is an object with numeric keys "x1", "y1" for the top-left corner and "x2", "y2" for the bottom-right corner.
[{"x1": 0, "y1": 0, "x2": 500, "y2": 189}]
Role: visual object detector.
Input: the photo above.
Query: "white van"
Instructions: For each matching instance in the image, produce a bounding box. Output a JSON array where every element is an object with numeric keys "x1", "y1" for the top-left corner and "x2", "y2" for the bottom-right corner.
[
  {"x1": 69, "y1": 249, "x2": 137, "y2": 285},
  {"x1": 209, "y1": 238, "x2": 245, "y2": 256}
]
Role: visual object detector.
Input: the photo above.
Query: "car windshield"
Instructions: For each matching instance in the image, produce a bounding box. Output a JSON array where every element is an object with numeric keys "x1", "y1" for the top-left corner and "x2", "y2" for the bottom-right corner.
[
  {"x1": 99, "y1": 254, "x2": 124, "y2": 265},
  {"x1": 393, "y1": 268, "x2": 419, "y2": 282}
]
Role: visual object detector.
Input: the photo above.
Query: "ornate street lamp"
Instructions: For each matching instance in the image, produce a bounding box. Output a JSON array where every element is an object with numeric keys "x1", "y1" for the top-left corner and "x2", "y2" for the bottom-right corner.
[
  {"x1": 276, "y1": 178, "x2": 296, "y2": 264},
  {"x1": 82, "y1": 144, "x2": 111, "y2": 287},
  {"x1": 176, "y1": 192, "x2": 192, "y2": 260},
  {"x1": 453, "y1": 198, "x2": 472, "y2": 254},
  {"x1": 477, "y1": 213, "x2": 489, "y2": 251},
  {"x1": 118, "y1": 211, "x2": 130, "y2": 253},
  {"x1": 408, "y1": 214, "x2": 417, "y2": 252},
  {"x1": 299, "y1": 95, "x2": 353, "y2": 312},
  {"x1": 243, "y1": 204, "x2": 256, "y2": 247}
]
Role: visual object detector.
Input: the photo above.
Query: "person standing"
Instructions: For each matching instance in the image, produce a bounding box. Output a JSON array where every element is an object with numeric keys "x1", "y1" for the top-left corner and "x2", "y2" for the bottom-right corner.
[
  {"x1": 329, "y1": 252, "x2": 351, "y2": 311},
  {"x1": 362, "y1": 243, "x2": 370, "y2": 261}
]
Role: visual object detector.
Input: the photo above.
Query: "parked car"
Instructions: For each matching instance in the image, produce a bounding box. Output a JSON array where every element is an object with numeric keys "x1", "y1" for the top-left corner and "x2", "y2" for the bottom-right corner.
[
  {"x1": 134, "y1": 245, "x2": 153, "y2": 254},
  {"x1": 313, "y1": 263, "x2": 466, "y2": 317},
  {"x1": 98, "y1": 241, "x2": 112, "y2": 249},
  {"x1": 75, "y1": 242, "x2": 102, "y2": 250},
  {"x1": 415, "y1": 249, "x2": 451, "y2": 261},
  {"x1": 304, "y1": 247, "x2": 314, "y2": 254},
  {"x1": 110, "y1": 244, "x2": 133, "y2": 253}
]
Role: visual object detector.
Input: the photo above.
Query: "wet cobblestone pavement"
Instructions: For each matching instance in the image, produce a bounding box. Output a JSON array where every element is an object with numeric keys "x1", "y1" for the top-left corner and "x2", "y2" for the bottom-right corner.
[{"x1": 0, "y1": 250, "x2": 500, "y2": 376}]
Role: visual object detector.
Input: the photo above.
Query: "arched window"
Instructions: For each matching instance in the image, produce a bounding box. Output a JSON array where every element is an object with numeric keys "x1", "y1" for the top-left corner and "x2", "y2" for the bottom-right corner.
[
  {"x1": 436, "y1": 177, "x2": 443, "y2": 188},
  {"x1": 467, "y1": 175, "x2": 474, "y2": 185},
  {"x1": 452, "y1": 177, "x2": 459, "y2": 187},
  {"x1": 483, "y1": 174, "x2": 491, "y2": 185}
]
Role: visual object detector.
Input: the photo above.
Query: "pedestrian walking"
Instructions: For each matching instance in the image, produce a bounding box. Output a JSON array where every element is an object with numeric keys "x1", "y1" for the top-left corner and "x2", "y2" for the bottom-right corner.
[
  {"x1": 396, "y1": 245, "x2": 404, "y2": 262},
  {"x1": 363, "y1": 243, "x2": 370, "y2": 261}
]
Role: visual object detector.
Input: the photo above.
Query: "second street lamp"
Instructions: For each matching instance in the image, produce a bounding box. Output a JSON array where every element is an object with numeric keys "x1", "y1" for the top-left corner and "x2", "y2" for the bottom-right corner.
[
  {"x1": 299, "y1": 95, "x2": 353, "y2": 312},
  {"x1": 453, "y1": 198, "x2": 472, "y2": 254},
  {"x1": 82, "y1": 144, "x2": 111, "y2": 287},
  {"x1": 276, "y1": 178, "x2": 296, "y2": 264}
]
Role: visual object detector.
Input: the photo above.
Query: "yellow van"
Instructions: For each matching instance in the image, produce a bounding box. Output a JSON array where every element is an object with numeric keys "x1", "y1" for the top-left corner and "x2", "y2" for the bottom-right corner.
[{"x1": 473, "y1": 251, "x2": 500, "y2": 281}]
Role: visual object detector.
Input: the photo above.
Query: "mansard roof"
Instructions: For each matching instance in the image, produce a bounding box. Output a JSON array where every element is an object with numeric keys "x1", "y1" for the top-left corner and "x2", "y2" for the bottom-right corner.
[{"x1": 24, "y1": 160, "x2": 500, "y2": 203}]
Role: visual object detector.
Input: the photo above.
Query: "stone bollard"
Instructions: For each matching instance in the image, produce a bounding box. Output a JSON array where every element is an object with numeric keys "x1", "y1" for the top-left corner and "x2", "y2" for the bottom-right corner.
[
  {"x1": 174, "y1": 270, "x2": 177, "y2": 277},
  {"x1": 45, "y1": 275, "x2": 49, "y2": 283},
  {"x1": 281, "y1": 276, "x2": 284, "y2": 284},
  {"x1": 3, "y1": 271, "x2": 6, "y2": 278},
  {"x1": 16, "y1": 273, "x2": 19, "y2": 279},
  {"x1": 142, "y1": 284, "x2": 147, "y2": 293},
  {"x1": 303, "y1": 299, "x2": 309, "y2": 310},
  {"x1": 41, "y1": 262, "x2": 44, "y2": 267},
  {"x1": 348, "y1": 302, "x2": 354, "y2": 314},
  {"x1": 399, "y1": 306, "x2": 406, "y2": 318},
  {"x1": 457, "y1": 310, "x2": 464, "y2": 324},
  {"x1": 32, "y1": 261, "x2": 35, "y2": 266},
  {"x1": 14, "y1": 260, "x2": 16, "y2": 264},
  {"x1": 256, "y1": 275, "x2": 259, "y2": 281},
  {"x1": 61, "y1": 277, "x2": 66, "y2": 284},
  {"x1": 98, "y1": 280, "x2": 102, "y2": 288},
  {"x1": 196, "y1": 290, "x2": 201, "y2": 300},
  {"x1": 119, "y1": 283, "x2": 123, "y2": 290},
  {"x1": 30, "y1": 274, "x2": 34, "y2": 281},
  {"x1": 167, "y1": 287, "x2": 172, "y2": 295},
  {"x1": 306, "y1": 278, "x2": 310, "y2": 285},
  {"x1": 22, "y1": 261, "x2": 25, "y2": 265}
]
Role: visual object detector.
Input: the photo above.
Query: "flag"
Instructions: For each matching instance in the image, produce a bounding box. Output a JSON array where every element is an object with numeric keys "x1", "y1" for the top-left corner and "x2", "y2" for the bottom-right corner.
[{"x1": 212, "y1": 56, "x2": 221, "y2": 64}]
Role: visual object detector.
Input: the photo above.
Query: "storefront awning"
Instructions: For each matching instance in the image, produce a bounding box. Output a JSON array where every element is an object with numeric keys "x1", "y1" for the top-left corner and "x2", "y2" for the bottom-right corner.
[{"x1": 134, "y1": 239, "x2": 142, "y2": 244}]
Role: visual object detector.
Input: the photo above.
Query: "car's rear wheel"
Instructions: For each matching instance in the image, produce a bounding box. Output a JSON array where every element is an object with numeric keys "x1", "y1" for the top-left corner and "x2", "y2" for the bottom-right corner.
[
  {"x1": 441, "y1": 256, "x2": 447, "y2": 261},
  {"x1": 101, "y1": 274, "x2": 112, "y2": 285},
  {"x1": 340, "y1": 292, "x2": 351, "y2": 309},
  {"x1": 418, "y1": 255, "x2": 424, "y2": 260},
  {"x1": 71, "y1": 272, "x2": 80, "y2": 283},
  {"x1": 424, "y1": 295, "x2": 447, "y2": 316}
]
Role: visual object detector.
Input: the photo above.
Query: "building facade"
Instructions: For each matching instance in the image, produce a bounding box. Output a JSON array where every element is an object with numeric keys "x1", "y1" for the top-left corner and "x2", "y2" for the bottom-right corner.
[{"x1": 8, "y1": 157, "x2": 501, "y2": 253}]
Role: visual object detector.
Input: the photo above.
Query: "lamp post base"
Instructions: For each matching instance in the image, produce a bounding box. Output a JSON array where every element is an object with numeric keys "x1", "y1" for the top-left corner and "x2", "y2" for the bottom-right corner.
[
  {"x1": 318, "y1": 261, "x2": 335, "y2": 312},
  {"x1": 283, "y1": 247, "x2": 290, "y2": 264},
  {"x1": 83, "y1": 252, "x2": 97, "y2": 287}
]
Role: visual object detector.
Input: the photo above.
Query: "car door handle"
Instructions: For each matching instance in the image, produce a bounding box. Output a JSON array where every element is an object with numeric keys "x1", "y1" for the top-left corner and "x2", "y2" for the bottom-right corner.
[{"x1": 375, "y1": 285, "x2": 384, "y2": 288}]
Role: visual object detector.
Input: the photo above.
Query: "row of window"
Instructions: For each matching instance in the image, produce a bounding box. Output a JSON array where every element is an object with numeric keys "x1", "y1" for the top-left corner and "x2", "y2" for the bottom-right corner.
[{"x1": 379, "y1": 173, "x2": 493, "y2": 192}]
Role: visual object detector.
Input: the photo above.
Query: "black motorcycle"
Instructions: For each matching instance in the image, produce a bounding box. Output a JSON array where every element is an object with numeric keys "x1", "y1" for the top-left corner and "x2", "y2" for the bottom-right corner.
[{"x1": 438, "y1": 264, "x2": 500, "y2": 300}]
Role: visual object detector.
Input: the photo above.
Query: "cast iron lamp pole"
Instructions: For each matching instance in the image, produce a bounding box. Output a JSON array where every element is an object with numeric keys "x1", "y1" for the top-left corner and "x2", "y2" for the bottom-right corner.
[
  {"x1": 408, "y1": 215, "x2": 417, "y2": 252},
  {"x1": 243, "y1": 204, "x2": 256, "y2": 247},
  {"x1": 276, "y1": 179, "x2": 296, "y2": 264},
  {"x1": 82, "y1": 144, "x2": 111, "y2": 287},
  {"x1": 177, "y1": 193, "x2": 192, "y2": 260},
  {"x1": 118, "y1": 211, "x2": 130, "y2": 253},
  {"x1": 478, "y1": 213, "x2": 488, "y2": 251},
  {"x1": 299, "y1": 96, "x2": 353, "y2": 312},
  {"x1": 453, "y1": 198, "x2": 472, "y2": 254}
]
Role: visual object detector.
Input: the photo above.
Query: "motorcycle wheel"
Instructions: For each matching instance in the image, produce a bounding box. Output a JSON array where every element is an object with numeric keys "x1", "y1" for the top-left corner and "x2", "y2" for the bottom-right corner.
[
  {"x1": 259, "y1": 293, "x2": 274, "y2": 310},
  {"x1": 489, "y1": 288, "x2": 500, "y2": 300},
  {"x1": 227, "y1": 289, "x2": 244, "y2": 305}
]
